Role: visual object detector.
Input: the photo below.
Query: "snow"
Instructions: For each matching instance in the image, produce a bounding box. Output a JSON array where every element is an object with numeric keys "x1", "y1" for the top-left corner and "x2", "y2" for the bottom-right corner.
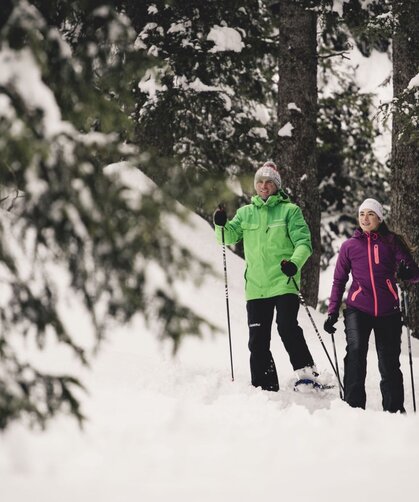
[
  {"x1": 48, "y1": 28, "x2": 72, "y2": 59},
  {"x1": 333, "y1": 0, "x2": 376, "y2": 15},
  {"x1": 0, "y1": 94, "x2": 16, "y2": 121},
  {"x1": 332, "y1": 0, "x2": 351, "y2": 17},
  {"x1": 173, "y1": 76, "x2": 234, "y2": 110},
  {"x1": 0, "y1": 47, "x2": 73, "y2": 138},
  {"x1": 138, "y1": 68, "x2": 168, "y2": 98},
  {"x1": 187, "y1": 77, "x2": 222, "y2": 93},
  {"x1": 278, "y1": 121, "x2": 294, "y2": 137},
  {"x1": 248, "y1": 127, "x2": 268, "y2": 138},
  {"x1": 2, "y1": 167, "x2": 419, "y2": 501},
  {"x1": 207, "y1": 26, "x2": 244, "y2": 53},
  {"x1": 253, "y1": 103, "x2": 271, "y2": 124},
  {"x1": 226, "y1": 176, "x2": 244, "y2": 197},
  {"x1": 92, "y1": 6, "x2": 111, "y2": 17},
  {"x1": 0, "y1": 6, "x2": 417, "y2": 498},
  {"x1": 350, "y1": 48, "x2": 392, "y2": 165},
  {"x1": 148, "y1": 4, "x2": 158, "y2": 15},
  {"x1": 319, "y1": 44, "x2": 393, "y2": 165},
  {"x1": 350, "y1": 49, "x2": 392, "y2": 100},
  {"x1": 407, "y1": 73, "x2": 419, "y2": 89},
  {"x1": 288, "y1": 102, "x2": 302, "y2": 113},
  {"x1": 168, "y1": 22, "x2": 188, "y2": 34}
]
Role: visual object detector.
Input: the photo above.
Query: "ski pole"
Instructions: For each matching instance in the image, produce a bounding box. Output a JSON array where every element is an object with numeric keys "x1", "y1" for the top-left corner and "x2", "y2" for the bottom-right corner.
[
  {"x1": 402, "y1": 290, "x2": 416, "y2": 413},
  {"x1": 221, "y1": 227, "x2": 235, "y2": 381},
  {"x1": 331, "y1": 332, "x2": 344, "y2": 400},
  {"x1": 291, "y1": 277, "x2": 344, "y2": 394}
]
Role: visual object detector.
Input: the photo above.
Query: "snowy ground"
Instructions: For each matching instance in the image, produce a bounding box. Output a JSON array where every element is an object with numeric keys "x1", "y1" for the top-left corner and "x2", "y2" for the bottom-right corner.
[{"x1": 1, "y1": 170, "x2": 419, "y2": 502}]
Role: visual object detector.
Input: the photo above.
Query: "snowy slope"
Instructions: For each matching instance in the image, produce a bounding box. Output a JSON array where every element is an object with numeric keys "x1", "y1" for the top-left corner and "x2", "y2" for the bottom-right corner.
[{"x1": 1, "y1": 168, "x2": 419, "y2": 502}]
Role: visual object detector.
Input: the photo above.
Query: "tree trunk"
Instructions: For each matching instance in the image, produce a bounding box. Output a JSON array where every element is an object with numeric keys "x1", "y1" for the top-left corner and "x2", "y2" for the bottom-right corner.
[
  {"x1": 273, "y1": 0, "x2": 320, "y2": 307},
  {"x1": 391, "y1": 0, "x2": 419, "y2": 338}
]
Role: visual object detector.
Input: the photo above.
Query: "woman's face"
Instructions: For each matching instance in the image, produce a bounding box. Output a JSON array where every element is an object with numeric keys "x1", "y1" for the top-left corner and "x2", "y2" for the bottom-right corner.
[
  {"x1": 359, "y1": 209, "x2": 380, "y2": 232},
  {"x1": 256, "y1": 178, "x2": 277, "y2": 200}
]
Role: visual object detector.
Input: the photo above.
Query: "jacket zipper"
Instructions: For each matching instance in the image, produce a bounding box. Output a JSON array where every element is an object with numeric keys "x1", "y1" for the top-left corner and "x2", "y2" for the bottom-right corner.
[
  {"x1": 386, "y1": 279, "x2": 398, "y2": 300},
  {"x1": 351, "y1": 285, "x2": 362, "y2": 302},
  {"x1": 374, "y1": 244, "x2": 379, "y2": 264},
  {"x1": 367, "y1": 234, "x2": 379, "y2": 316}
]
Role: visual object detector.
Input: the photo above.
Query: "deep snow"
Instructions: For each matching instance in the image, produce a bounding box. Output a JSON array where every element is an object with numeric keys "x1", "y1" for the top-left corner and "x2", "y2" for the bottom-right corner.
[
  {"x1": 0, "y1": 18, "x2": 413, "y2": 500},
  {"x1": 1, "y1": 168, "x2": 419, "y2": 502}
]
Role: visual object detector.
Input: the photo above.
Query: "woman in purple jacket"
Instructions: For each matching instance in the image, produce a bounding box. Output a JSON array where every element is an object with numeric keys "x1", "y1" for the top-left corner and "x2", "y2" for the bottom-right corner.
[{"x1": 324, "y1": 198, "x2": 419, "y2": 412}]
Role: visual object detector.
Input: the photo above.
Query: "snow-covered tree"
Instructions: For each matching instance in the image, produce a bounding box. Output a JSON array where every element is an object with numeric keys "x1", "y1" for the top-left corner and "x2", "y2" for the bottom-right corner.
[
  {"x1": 318, "y1": 75, "x2": 387, "y2": 270},
  {"x1": 130, "y1": 0, "x2": 392, "y2": 308},
  {"x1": 0, "y1": 0, "x2": 213, "y2": 430},
  {"x1": 129, "y1": 0, "x2": 277, "y2": 216},
  {"x1": 317, "y1": 5, "x2": 389, "y2": 272}
]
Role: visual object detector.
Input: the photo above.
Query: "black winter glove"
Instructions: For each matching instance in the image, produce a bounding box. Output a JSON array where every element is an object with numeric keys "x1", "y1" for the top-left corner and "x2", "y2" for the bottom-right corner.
[
  {"x1": 324, "y1": 313, "x2": 339, "y2": 335},
  {"x1": 280, "y1": 260, "x2": 298, "y2": 277},
  {"x1": 213, "y1": 206, "x2": 227, "y2": 227},
  {"x1": 397, "y1": 261, "x2": 413, "y2": 281}
]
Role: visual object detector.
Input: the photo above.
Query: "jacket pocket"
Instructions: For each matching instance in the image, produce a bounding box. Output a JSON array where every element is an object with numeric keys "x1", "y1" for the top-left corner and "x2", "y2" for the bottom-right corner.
[
  {"x1": 268, "y1": 220, "x2": 286, "y2": 229},
  {"x1": 241, "y1": 221, "x2": 259, "y2": 230},
  {"x1": 267, "y1": 222, "x2": 287, "y2": 236},
  {"x1": 374, "y1": 244, "x2": 379, "y2": 264},
  {"x1": 351, "y1": 285, "x2": 362, "y2": 302},
  {"x1": 386, "y1": 279, "x2": 398, "y2": 300}
]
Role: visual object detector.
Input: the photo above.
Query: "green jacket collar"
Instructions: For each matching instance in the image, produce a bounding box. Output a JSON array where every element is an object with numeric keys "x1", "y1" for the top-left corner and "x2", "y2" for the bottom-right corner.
[{"x1": 251, "y1": 190, "x2": 289, "y2": 208}]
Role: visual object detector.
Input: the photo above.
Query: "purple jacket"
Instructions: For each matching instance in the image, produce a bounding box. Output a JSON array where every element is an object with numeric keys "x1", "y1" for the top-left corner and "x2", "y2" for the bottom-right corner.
[{"x1": 328, "y1": 228, "x2": 419, "y2": 317}]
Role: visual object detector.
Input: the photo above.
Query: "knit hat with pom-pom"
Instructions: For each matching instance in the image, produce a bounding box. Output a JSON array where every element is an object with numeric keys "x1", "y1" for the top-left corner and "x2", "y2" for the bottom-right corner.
[{"x1": 254, "y1": 161, "x2": 281, "y2": 190}]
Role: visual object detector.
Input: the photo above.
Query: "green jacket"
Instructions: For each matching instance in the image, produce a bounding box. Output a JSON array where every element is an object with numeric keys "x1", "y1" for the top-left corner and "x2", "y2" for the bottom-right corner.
[{"x1": 215, "y1": 192, "x2": 312, "y2": 300}]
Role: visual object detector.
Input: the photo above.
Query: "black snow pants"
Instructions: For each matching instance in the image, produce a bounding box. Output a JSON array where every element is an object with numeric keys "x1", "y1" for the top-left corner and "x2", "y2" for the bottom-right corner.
[
  {"x1": 246, "y1": 294, "x2": 314, "y2": 391},
  {"x1": 343, "y1": 307, "x2": 404, "y2": 413}
]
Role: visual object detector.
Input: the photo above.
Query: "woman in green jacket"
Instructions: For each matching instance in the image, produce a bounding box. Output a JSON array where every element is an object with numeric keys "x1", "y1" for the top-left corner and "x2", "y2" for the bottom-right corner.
[{"x1": 214, "y1": 162, "x2": 318, "y2": 391}]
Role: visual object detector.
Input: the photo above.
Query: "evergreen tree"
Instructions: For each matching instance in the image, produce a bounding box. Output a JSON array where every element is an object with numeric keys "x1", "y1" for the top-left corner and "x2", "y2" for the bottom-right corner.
[
  {"x1": 317, "y1": 17, "x2": 389, "y2": 273},
  {"x1": 390, "y1": 0, "x2": 419, "y2": 337},
  {"x1": 127, "y1": 0, "x2": 278, "y2": 216},
  {"x1": 129, "y1": 0, "x2": 390, "y2": 308},
  {"x1": 0, "y1": 0, "x2": 213, "y2": 430},
  {"x1": 308, "y1": 0, "x2": 389, "y2": 272}
]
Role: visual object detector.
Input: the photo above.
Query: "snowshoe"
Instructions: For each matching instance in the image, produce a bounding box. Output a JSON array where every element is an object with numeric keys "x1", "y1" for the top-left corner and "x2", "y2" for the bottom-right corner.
[{"x1": 294, "y1": 378, "x2": 335, "y2": 392}]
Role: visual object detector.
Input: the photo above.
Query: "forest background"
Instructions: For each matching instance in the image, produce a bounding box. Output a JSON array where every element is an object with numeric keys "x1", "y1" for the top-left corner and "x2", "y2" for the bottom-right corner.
[{"x1": 0, "y1": 0, "x2": 418, "y2": 429}]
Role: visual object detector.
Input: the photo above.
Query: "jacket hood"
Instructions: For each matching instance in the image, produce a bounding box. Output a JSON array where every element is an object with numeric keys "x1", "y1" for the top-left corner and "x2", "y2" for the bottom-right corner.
[{"x1": 251, "y1": 190, "x2": 290, "y2": 208}]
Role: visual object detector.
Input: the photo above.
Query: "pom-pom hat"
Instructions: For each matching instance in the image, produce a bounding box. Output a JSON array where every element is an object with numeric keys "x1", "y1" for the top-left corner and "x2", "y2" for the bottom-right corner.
[
  {"x1": 254, "y1": 161, "x2": 281, "y2": 190},
  {"x1": 359, "y1": 198, "x2": 384, "y2": 221}
]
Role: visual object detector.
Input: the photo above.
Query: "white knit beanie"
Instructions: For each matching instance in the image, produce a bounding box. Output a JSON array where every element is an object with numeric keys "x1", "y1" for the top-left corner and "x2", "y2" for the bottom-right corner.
[
  {"x1": 254, "y1": 161, "x2": 281, "y2": 190},
  {"x1": 359, "y1": 198, "x2": 384, "y2": 221}
]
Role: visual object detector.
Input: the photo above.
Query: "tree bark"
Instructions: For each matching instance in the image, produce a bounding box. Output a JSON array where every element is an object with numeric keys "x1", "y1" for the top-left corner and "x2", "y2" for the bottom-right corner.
[
  {"x1": 391, "y1": 0, "x2": 419, "y2": 338},
  {"x1": 273, "y1": 0, "x2": 320, "y2": 307}
]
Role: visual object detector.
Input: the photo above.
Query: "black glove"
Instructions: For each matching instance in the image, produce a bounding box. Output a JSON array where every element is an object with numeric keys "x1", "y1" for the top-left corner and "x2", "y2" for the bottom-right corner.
[
  {"x1": 397, "y1": 261, "x2": 413, "y2": 281},
  {"x1": 213, "y1": 206, "x2": 227, "y2": 227},
  {"x1": 324, "y1": 313, "x2": 339, "y2": 334},
  {"x1": 281, "y1": 260, "x2": 298, "y2": 277}
]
